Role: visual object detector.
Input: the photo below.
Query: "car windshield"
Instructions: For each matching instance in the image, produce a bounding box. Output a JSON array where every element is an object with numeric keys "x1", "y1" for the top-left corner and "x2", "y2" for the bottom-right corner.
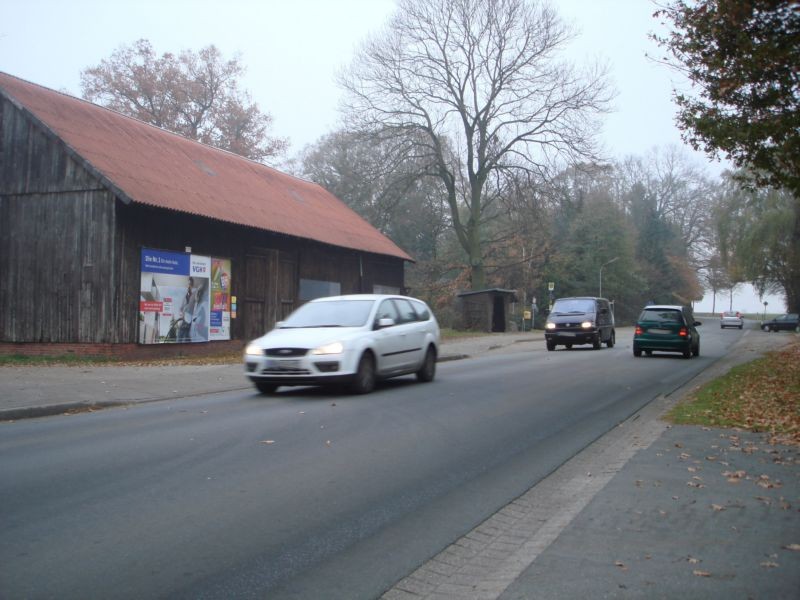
[
  {"x1": 722, "y1": 312, "x2": 738, "y2": 317},
  {"x1": 279, "y1": 299, "x2": 374, "y2": 328},
  {"x1": 639, "y1": 309, "x2": 683, "y2": 324},
  {"x1": 551, "y1": 299, "x2": 595, "y2": 314}
]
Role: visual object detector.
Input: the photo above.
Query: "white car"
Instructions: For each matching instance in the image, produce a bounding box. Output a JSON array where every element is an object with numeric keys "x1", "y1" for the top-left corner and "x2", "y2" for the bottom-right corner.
[
  {"x1": 244, "y1": 294, "x2": 440, "y2": 394},
  {"x1": 720, "y1": 311, "x2": 743, "y2": 329}
]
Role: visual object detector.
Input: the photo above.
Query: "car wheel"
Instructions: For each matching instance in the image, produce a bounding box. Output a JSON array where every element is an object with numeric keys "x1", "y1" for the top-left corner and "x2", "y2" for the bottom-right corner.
[
  {"x1": 350, "y1": 352, "x2": 376, "y2": 394},
  {"x1": 416, "y1": 346, "x2": 436, "y2": 383},
  {"x1": 565, "y1": 343, "x2": 573, "y2": 350},
  {"x1": 795, "y1": 325, "x2": 800, "y2": 333},
  {"x1": 645, "y1": 350, "x2": 653, "y2": 357},
  {"x1": 633, "y1": 348, "x2": 642, "y2": 357},
  {"x1": 592, "y1": 335, "x2": 601, "y2": 350},
  {"x1": 606, "y1": 330, "x2": 615, "y2": 348},
  {"x1": 546, "y1": 341, "x2": 556, "y2": 351},
  {"x1": 255, "y1": 381, "x2": 277, "y2": 395},
  {"x1": 693, "y1": 342, "x2": 700, "y2": 357},
  {"x1": 683, "y1": 347, "x2": 692, "y2": 359}
]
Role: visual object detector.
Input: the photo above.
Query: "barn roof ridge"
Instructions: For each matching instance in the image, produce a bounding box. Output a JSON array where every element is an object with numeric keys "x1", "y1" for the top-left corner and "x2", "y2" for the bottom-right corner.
[
  {"x1": 0, "y1": 70, "x2": 413, "y2": 262},
  {"x1": 0, "y1": 71, "x2": 331, "y2": 192}
]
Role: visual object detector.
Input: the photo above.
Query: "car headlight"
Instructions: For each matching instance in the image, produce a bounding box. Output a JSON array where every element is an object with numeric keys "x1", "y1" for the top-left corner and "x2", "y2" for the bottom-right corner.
[
  {"x1": 245, "y1": 343, "x2": 264, "y2": 356},
  {"x1": 311, "y1": 341, "x2": 344, "y2": 355},
  {"x1": 581, "y1": 321, "x2": 592, "y2": 329},
  {"x1": 545, "y1": 322, "x2": 555, "y2": 330}
]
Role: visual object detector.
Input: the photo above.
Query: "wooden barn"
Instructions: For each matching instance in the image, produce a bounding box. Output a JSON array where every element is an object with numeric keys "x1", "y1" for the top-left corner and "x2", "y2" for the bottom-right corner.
[{"x1": 0, "y1": 72, "x2": 412, "y2": 358}]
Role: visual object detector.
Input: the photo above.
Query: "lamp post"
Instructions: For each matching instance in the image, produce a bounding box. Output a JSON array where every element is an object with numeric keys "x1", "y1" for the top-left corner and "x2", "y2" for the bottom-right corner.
[{"x1": 599, "y1": 257, "x2": 619, "y2": 298}]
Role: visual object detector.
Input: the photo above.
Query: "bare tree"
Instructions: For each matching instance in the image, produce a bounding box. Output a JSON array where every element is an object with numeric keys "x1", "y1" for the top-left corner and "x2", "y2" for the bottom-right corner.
[
  {"x1": 339, "y1": 0, "x2": 612, "y2": 289},
  {"x1": 81, "y1": 39, "x2": 288, "y2": 163},
  {"x1": 616, "y1": 146, "x2": 715, "y2": 271}
]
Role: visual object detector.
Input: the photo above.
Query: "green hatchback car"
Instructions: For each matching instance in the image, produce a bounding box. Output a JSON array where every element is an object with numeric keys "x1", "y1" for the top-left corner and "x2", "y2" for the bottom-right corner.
[{"x1": 633, "y1": 305, "x2": 701, "y2": 359}]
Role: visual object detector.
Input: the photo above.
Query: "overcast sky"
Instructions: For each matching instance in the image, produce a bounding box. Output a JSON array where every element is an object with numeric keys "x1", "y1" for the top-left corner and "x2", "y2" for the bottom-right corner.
[{"x1": 0, "y1": 0, "x2": 785, "y2": 312}]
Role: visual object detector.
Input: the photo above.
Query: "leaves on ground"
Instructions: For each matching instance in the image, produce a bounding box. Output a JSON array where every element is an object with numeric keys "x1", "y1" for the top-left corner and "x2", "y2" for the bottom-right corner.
[{"x1": 667, "y1": 342, "x2": 800, "y2": 445}]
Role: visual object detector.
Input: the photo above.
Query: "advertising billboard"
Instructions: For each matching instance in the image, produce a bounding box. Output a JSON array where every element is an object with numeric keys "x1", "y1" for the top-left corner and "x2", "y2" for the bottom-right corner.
[{"x1": 139, "y1": 248, "x2": 231, "y2": 344}]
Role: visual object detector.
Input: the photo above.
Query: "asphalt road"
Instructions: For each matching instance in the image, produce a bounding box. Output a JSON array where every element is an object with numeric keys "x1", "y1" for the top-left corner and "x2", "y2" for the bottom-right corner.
[{"x1": 0, "y1": 326, "x2": 741, "y2": 599}]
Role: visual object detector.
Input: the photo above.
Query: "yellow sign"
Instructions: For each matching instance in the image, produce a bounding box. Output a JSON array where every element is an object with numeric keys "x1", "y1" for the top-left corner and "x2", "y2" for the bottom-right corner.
[{"x1": 524, "y1": 310, "x2": 532, "y2": 320}]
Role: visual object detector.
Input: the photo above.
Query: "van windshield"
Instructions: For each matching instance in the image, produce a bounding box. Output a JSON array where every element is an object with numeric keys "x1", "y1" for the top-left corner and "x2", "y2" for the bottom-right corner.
[{"x1": 551, "y1": 299, "x2": 595, "y2": 315}]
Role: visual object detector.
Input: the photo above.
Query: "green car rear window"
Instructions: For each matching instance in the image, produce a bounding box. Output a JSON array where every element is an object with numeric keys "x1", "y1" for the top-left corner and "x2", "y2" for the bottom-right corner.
[{"x1": 639, "y1": 309, "x2": 683, "y2": 324}]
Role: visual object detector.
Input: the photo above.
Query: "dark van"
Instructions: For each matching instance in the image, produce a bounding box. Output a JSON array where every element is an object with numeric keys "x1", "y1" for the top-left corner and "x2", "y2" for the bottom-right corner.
[{"x1": 545, "y1": 297, "x2": 615, "y2": 351}]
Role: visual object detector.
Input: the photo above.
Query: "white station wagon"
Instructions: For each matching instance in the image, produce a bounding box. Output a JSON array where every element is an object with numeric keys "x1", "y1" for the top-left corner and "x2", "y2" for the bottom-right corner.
[{"x1": 244, "y1": 294, "x2": 440, "y2": 394}]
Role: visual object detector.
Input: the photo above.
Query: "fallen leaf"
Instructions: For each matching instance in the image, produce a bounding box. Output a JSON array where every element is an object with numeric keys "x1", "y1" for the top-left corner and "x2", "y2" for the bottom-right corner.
[
  {"x1": 260, "y1": 440, "x2": 275, "y2": 445},
  {"x1": 693, "y1": 570, "x2": 711, "y2": 577},
  {"x1": 687, "y1": 557, "x2": 701, "y2": 564},
  {"x1": 760, "y1": 561, "x2": 779, "y2": 569},
  {"x1": 711, "y1": 504, "x2": 726, "y2": 512},
  {"x1": 614, "y1": 560, "x2": 627, "y2": 570},
  {"x1": 782, "y1": 544, "x2": 800, "y2": 551}
]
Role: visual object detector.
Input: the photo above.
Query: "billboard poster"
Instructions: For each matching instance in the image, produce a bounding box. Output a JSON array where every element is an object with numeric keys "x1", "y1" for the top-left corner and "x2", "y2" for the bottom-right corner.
[
  {"x1": 209, "y1": 258, "x2": 232, "y2": 341},
  {"x1": 139, "y1": 248, "x2": 230, "y2": 344}
]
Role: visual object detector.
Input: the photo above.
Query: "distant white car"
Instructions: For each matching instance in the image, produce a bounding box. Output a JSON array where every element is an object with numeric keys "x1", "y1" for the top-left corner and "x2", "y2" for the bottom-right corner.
[
  {"x1": 720, "y1": 311, "x2": 743, "y2": 329},
  {"x1": 244, "y1": 294, "x2": 440, "y2": 394}
]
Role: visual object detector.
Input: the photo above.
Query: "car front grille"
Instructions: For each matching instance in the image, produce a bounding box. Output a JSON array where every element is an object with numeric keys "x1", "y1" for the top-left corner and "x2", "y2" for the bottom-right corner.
[
  {"x1": 260, "y1": 367, "x2": 312, "y2": 375},
  {"x1": 265, "y1": 348, "x2": 309, "y2": 357}
]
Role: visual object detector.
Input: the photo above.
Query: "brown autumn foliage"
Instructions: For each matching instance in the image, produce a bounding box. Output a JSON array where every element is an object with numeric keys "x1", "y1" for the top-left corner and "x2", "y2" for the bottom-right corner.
[
  {"x1": 715, "y1": 343, "x2": 799, "y2": 445},
  {"x1": 80, "y1": 39, "x2": 288, "y2": 163}
]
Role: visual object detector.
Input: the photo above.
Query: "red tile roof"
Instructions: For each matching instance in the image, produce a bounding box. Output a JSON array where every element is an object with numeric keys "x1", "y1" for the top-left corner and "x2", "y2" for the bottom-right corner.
[{"x1": 0, "y1": 72, "x2": 412, "y2": 261}]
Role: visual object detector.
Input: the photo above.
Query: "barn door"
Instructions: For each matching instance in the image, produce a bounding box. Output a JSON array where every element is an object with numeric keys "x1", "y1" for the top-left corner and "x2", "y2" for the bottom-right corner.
[
  {"x1": 243, "y1": 252, "x2": 276, "y2": 340},
  {"x1": 276, "y1": 251, "x2": 297, "y2": 320}
]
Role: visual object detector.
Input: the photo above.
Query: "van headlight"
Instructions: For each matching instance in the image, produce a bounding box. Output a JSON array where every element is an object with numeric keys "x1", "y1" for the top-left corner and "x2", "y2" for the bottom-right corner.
[
  {"x1": 545, "y1": 322, "x2": 555, "y2": 330},
  {"x1": 245, "y1": 343, "x2": 264, "y2": 356},
  {"x1": 311, "y1": 341, "x2": 344, "y2": 355},
  {"x1": 581, "y1": 321, "x2": 592, "y2": 329}
]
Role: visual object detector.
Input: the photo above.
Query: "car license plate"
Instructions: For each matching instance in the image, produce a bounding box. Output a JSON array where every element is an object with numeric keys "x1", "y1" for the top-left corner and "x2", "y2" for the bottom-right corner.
[
  {"x1": 560, "y1": 332, "x2": 576, "y2": 337},
  {"x1": 267, "y1": 359, "x2": 300, "y2": 370},
  {"x1": 649, "y1": 328, "x2": 671, "y2": 335}
]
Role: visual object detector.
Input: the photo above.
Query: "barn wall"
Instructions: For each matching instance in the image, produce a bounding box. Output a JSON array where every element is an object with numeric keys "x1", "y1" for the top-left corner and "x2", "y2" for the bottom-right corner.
[
  {"x1": 0, "y1": 96, "x2": 118, "y2": 343},
  {"x1": 115, "y1": 203, "x2": 406, "y2": 345}
]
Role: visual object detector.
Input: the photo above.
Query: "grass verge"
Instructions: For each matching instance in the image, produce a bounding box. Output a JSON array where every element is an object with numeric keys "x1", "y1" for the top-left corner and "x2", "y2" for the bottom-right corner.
[
  {"x1": 0, "y1": 351, "x2": 243, "y2": 367},
  {"x1": 666, "y1": 342, "x2": 800, "y2": 445}
]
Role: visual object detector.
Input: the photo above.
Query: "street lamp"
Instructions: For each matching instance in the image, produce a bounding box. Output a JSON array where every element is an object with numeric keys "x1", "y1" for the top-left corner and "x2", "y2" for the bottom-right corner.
[{"x1": 599, "y1": 257, "x2": 619, "y2": 298}]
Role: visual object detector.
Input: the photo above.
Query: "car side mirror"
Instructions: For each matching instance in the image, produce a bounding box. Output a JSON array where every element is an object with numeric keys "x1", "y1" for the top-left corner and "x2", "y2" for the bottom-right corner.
[
  {"x1": 376, "y1": 317, "x2": 395, "y2": 329},
  {"x1": 694, "y1": 321, "x2": 702, "y2": 326}
]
